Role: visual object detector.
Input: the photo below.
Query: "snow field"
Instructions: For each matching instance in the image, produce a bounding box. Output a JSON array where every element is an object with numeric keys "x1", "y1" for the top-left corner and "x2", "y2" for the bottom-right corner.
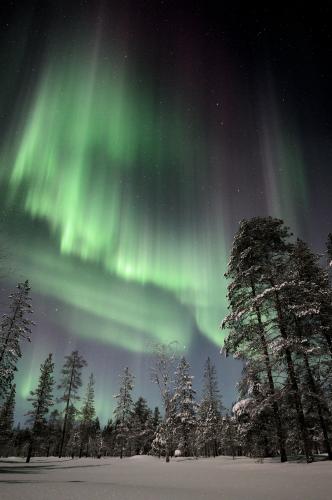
[{"x1": 1, "y1": 455, "x2": 332, "y2": 500}]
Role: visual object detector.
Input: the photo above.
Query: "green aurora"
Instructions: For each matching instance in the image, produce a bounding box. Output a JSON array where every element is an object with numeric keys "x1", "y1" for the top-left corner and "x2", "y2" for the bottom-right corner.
[
  {"x1": 1, "y1": 43, "x2": 229, "y2": 356},
  {"x1": 0, "y1": 37, "x2": 309, "y2": 419}
]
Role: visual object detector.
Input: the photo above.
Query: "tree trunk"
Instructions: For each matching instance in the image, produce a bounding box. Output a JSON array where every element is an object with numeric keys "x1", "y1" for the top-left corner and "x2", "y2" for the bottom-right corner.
[
  {"x1": 59, "y1": 360, "x2": 76, "y2": 458},
  {"x1": 251, "y1": 282, "x2": 287, "y2": 462},
  {"x1": 260, "y1": 329, "x2": 287, "y2": 462},
  {"x1": 120, "y1": 438, "x2": 123, "y2": 459},
  {"x1": 302, "y1": 351, "x2": 332, "y2": 460},
  {"x1": 26, "y1": 442, "x2": 33, "y2": 463},
  {"x1": 273, "y1": 287, "x2": 313, "y2": 463}
]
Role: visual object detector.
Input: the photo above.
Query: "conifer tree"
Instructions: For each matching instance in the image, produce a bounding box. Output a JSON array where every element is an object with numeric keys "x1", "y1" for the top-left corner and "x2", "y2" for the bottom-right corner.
[
  {"x1": 151, "y1": 399, "x2": 177, "y2": 459},
  {"x1": 129, "y1": 412, "x2": 142, "y2": 456},
  {"x1": 172, "y1": 357, "x2": 196, "y2": 457},
  {"x1": 133, "y1": 396, "x2": 150, "y2": 423},
  {"x1": 102, "y1": 419, "x2": 116, "y2": 456},
  {"x1": 255, "y1": 223, "x2": 313, "y2": 462},
  {"x1": 143, "y1": 410, "x2": 157, "y2": 454},
  {"x1": 285, "y1": 239, "x2": 332, "y2": 458},
  {"x1": 222, "y1": 217, "x2": 307, "y2": 462},
  {"x1": 94, "y1": 426, "x2": 104, "y2": 458},
  {"x1": 0, "y1": 281, "x2": 33, "y2": 400},
  {"x1": 79, "y1": 373, "x2": 96, "y2": 457},
  {"x1": 196, "y1": 358, "x2": 222, "y2": 457},
  {"x1": 113, "y1": 367, "x2": 135, "y2": 458},
  {"x1": 0, "y1": 383, "x2": 15, "y2": 454},
  {"x1": 130, "y1": 397, "x2": 152, "y2": 455},
  {"x1": 25, "y1": 353, "x2": 55, "y2": 462},
  {"x1": 58, "y1": 350, "x2": 87, "y2": 457},
  {"x1": 233, "y1": 363, "x2": 277, "y2": 459},
  {"x1": 150, "y1": 342, "x2": 178, "y2": 462},
  {"x1": 220, "y1": 414, "x2": 238, "y2": 459}
]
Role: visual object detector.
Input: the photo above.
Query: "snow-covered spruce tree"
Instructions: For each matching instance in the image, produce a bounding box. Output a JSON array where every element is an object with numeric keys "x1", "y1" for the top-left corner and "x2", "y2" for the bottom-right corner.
[
  {"x1": 94, "y1": 425, "x2": 104, "y2": 458},
  {"x1": 219, "y1": 414, "x2": 238, "y2": 459},
  {"x1": 102, "y1": 419, "x2": 116, "y2": 456},
  {"x1": 0, "y1": 281, "x2": 33, "y2": 400},
  {"x1": 0, "y1": 383, "x2": 15, "y2": 455},
  {"x1": 85, "y1": 416, "x2": 102, "y2": 457},
  {"x1": 172, "y1": 357, "x2": 196, "y2": 457},
  {"x1": 150, "y1": 342, "x2": 178, "y2": 462},
  {"x1": 222, "y1": 217, "x2": 288, "y2": 462},
  {"x1": 142, "y1": 410, "x2": 157, "y2": 454},
  {"x1": 150, "y1": 407, "x2": 163, "y2": 457},
  {"x1": 233, "y1": 363, "x2": 278, "y2": 459},
  {"x1": 196, "y1": 357, "x2": 223, "y2": 457},
  {"x1": 151, "y1": 399, "x2": 177, "y2": 459},
  {"x1": 58, "y1": 350, "x2": 87, "y2": 457},
  {"x1": 151, "y1": 424, "x2": 165, "y2": 457},
  {"x1": 129, "y1": 397, "x2": 154, "y2": 455},
  {"x1": 113, "y1": 366, "x2": 135, "y2": 458},
  {"x1": 128, "y1": 412, "x2": 143, "y2": 456},
  {"x1": 79, "y1": 373, "x2": 96, "y2": 457},
  {"x1": 25, "y1": 353, "x2": 55, "y2": 462}
]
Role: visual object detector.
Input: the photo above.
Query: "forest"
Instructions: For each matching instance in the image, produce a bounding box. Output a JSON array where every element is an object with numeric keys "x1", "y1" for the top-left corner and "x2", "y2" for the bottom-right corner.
[{"x1": 1, "y1": 216, "x2": 332, "y2": 464}]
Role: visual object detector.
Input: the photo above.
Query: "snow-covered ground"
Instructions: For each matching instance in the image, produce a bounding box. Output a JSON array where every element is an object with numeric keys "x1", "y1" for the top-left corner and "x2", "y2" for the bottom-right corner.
[{"x1": 0, "y1": 455, "x2": 331, "y2": 500}]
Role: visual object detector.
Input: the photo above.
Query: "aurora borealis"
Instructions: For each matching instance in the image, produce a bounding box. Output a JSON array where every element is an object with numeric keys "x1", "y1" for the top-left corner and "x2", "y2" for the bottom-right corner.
[{"x1": 0, "y1": 2, "x2": 332, "y2": 422}]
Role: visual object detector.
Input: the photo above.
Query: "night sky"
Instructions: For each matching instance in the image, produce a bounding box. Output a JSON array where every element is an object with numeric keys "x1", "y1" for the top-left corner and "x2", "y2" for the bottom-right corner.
[{"x1": 0, "y1": 1, "x2": 332, "y2": 423}]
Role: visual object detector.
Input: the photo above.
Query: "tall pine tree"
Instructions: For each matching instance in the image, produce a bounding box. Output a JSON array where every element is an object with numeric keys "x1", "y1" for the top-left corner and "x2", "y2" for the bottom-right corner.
[
  {"x1": 130, "y1": 397, "x2": 153, "y2": 455},
  {"x1": 113, "y1": 367, "x2": 135, "y2": 458},
  {"x1": 172, "y1": 357, "x2": 196, "y2": 457},
  {"x1": 150, "y1": 342, "x2": 178, "y2": 462},
  {"x1": 58, "y1": 350, "x2": 87, "y2": 457},
  {"x1": 196, "y1": 358, "x2": 222, "y2": 457},
  {"x1": 0, "y1": 281, "x2": 33, "y2": 400},
  {"x1": 285, "y1": 239, "x2": 332, "y2": 458},
  {"x1": 79, "y1": 373, "x2": 96, "y2": 457},
  {"x1": 222, "y1": 217, "x2": 288, "y2": 462},
  {"x1": 25, "y1": 353, "x2": 54, "y2": 462}
]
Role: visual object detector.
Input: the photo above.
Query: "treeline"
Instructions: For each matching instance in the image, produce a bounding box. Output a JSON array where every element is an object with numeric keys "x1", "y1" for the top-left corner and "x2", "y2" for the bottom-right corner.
[
  {"x1": 0, "y1": 270, "x2": 227, "y2": 463},
  {"x1": 0, "y1": 347, "x2": 163, "y2": 461},
  {"x1": 1, "y1": 216, "x2": 332, "y2": 464},
  {"x1": 0, "y1": 336, "x2": 229, "y2": 461}
]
